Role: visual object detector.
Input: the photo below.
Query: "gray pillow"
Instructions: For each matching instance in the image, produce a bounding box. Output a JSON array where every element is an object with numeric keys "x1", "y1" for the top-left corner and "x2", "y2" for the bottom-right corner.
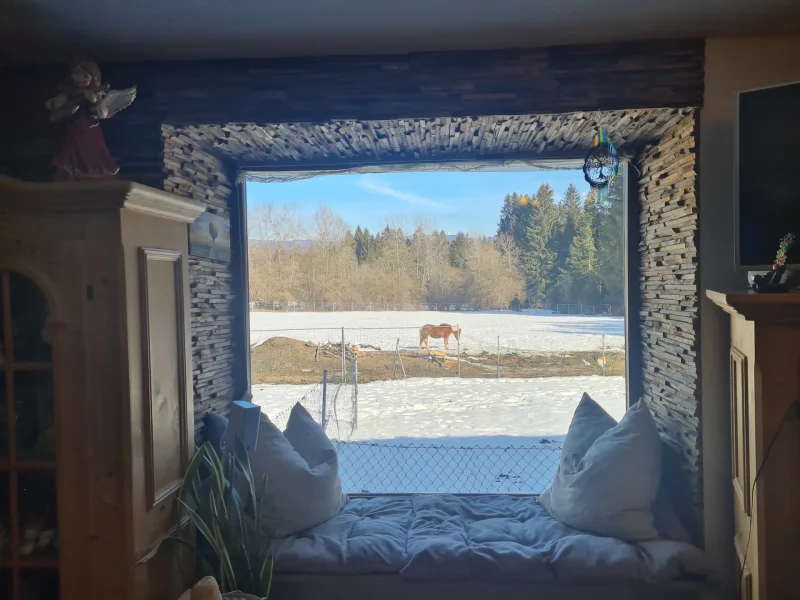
[
  {"x1": 539, "y1": 394, "x2": 662, "y2": 542},
  {"x1": 250, "y1": 404, "x2": 348, "y2": 538},
  {"x1": 202, "y1": 412, "x2": 229, "y2": 455},
  {"x1": 284, "y1": 403, "x2": 335, "y2": 468}
]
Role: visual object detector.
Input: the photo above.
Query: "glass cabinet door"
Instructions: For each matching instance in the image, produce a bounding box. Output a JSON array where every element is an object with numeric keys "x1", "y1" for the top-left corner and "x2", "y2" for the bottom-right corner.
[{"x1": 0, "y1": 271, "x2": 58, "y2": 600}]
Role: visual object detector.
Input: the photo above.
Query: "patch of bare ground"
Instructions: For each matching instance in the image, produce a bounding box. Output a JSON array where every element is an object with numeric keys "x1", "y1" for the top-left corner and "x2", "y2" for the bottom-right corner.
[{"x1": 251, "y1": 337, "x2": 624, "y2": 385}]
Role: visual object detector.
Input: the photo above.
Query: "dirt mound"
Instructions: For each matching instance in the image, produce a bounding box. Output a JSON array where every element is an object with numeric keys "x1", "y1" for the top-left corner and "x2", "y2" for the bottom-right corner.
[{"x1": 251, "y1": 337, "x2": 624, "y2": 385}]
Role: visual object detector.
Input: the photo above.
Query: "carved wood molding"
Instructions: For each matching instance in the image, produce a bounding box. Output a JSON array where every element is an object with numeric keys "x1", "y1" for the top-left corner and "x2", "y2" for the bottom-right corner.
[
  {"x1": 0, "y1": 176, "x2": 205, "y2": 224},
  {"x1": 707, "y1": 290, "x2": 800, "y2": 324}
]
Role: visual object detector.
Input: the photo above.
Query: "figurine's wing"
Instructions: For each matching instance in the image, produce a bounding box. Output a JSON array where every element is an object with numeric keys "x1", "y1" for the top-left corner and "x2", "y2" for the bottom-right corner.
[{"x1": 99, "y1": 86, "x2": 137, "y2": 119}]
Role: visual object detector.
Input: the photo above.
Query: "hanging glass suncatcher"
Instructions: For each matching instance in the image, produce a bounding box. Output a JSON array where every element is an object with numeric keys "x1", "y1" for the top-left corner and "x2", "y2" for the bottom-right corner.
[{"x1": 583, "y1": 127, "x2": 620, "y2": 202}]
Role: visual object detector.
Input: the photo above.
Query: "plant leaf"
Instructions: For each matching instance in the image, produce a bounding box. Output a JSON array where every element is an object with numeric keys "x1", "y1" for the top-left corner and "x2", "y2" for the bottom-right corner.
[
  {"x1": 231, "y1": 486, "x2": 248, "y2": 552},
  {"x1": 213, "y1": 517, "x2": 237, "y2": 591},
  {"x1": 204, "y1": 442, "x2": 226, "y2": 496},
  {"x1": 133, "y1": 534, "x2": 198, "y2": 566},
  {"x1": 176, "y1": 443, "x2": 208, "y2": 521},
  {"x1": 234, "y1": 436, "x2": 257, "y2": 513},
  {"x1": 177, "y1": 498, "x2": 225, "y2": 559},
  {"x1": 258, "y1": 553, "x2": 274, "y2": 598}
]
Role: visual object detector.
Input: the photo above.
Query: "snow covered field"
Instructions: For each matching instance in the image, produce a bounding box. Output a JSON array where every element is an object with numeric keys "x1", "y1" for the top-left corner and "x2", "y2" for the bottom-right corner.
[
  {"x1": 250, "y1": 310, "x2": 624, "y2": 354},
  {"x1": 252, "y1": 375, "x2": 626, "y2": 494}
]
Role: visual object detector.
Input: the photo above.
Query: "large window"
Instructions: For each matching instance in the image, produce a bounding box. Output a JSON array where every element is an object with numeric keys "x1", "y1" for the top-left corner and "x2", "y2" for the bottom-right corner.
[{"x1": 247, "y1": 165, "x2": 627, "y2": 494}]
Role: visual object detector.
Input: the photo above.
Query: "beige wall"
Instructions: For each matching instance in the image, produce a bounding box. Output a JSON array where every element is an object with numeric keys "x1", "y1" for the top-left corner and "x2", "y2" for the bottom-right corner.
[{"x1": 699, "y1": 36, "x2": 800, "y2": 591}]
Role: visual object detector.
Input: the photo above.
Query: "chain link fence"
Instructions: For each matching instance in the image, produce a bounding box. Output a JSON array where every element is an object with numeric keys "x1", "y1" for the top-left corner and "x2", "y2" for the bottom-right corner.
[
  {"x1": 268, "y1": 360, "x2": 359, "y2": 442},
  {"x1": 335, "y1": 439, "x2": 561, "y2": 495},
  {"x1": 256, "y1": 377, "x2": 563, "y2": 495}
]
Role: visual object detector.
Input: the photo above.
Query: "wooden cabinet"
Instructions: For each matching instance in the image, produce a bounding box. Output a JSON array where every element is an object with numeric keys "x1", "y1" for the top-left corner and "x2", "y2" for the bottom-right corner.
[
  {"x1": 708, "y1": 290, "x2": 800, "y2": 600},
  {"x1": 0, "y1": 178, "x2": 204, "y2": 600}
]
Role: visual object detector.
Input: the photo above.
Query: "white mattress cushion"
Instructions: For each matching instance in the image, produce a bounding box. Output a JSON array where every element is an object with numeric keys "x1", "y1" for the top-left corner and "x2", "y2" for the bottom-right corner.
[
  {"x1": 539, "y1": 394, "x2": 661, "y2": 541},
  {"x1": 250, "y1": 404, "x2": 348, "y2": 538},
  {"x1": 271, "y1": 495, "x2": 713, "y2": 584}
]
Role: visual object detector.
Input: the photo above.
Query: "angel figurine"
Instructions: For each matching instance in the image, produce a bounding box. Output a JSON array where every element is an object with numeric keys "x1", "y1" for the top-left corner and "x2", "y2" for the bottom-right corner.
[{"x1": 45, "y1": 58, "x2": 137, "y2": 181}]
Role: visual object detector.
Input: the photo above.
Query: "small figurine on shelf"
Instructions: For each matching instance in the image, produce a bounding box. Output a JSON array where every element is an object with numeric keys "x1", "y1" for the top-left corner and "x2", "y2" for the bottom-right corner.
[
  {"x1": 750, "y1": 233, "x2": 796, "y2": 293},
  {"x1": 45, "y1": 58, "x2": 137, "y2": 182}
]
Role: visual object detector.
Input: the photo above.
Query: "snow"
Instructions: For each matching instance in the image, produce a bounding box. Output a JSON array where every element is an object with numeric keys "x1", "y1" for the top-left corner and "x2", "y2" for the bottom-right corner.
[
  {"x1": 252, "y1": 376, "x2": 626, "y2": 494},
  {"x1": 250, "y1": 310, "x2": 624, "y2": 354}
]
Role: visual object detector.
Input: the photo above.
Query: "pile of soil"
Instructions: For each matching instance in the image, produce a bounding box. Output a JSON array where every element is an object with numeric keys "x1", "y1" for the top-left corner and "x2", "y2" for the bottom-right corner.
[{"x1": 251, "y1": 337, "x2": 625, "y2": 385}]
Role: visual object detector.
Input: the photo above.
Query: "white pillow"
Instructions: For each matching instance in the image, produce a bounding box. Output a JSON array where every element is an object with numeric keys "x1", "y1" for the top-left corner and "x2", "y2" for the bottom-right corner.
[
  {"x1": 249, "y1": 404, "x2": 348, "y2": 538},
  {"x1": 539, "y1": 394, "x2": 662, "y2": 542}
]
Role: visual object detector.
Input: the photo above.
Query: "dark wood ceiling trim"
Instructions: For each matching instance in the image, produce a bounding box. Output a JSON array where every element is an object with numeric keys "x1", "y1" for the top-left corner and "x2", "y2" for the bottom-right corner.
[{"x1": 98, "y1": 38, "x2": 704, "y2": 126}]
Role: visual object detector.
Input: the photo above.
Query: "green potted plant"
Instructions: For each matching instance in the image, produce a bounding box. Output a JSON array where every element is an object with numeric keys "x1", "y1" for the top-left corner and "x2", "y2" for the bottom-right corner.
[{"x1": 140, "y1": 439, "x2": 273, "y2": 598}]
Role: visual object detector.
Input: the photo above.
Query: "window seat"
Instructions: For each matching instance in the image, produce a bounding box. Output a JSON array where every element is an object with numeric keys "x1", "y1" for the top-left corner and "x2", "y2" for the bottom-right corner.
[{"x1": 269, "y1": 495, "x2": 714, "y2": 599}]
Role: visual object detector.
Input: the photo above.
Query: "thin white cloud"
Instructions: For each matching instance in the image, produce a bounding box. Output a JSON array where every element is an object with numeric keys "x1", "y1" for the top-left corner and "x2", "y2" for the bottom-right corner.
[{"x1": 359, "y1": 178, "x2": 453, "y2": 213}]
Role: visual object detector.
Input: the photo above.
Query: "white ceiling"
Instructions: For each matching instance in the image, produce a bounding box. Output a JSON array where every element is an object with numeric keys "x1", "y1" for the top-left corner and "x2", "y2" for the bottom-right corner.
[{"x1": 3, "y1": 0, "x2": 800, "y2": 65}]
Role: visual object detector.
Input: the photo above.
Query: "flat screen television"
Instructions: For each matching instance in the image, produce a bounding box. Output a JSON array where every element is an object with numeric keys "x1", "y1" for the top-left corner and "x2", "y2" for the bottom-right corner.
[{"x1": 736, "y1": 81, "x2": 800, "y2": 270}]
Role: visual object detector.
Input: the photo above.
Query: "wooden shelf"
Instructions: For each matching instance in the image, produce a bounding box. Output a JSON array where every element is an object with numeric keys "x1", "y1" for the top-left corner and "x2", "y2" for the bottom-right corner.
[{"x1": 707, "y1": 289, "x2": 800, "y2": 322}]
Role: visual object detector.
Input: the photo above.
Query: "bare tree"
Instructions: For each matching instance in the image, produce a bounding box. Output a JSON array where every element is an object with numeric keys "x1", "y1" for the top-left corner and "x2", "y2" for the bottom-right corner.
[
  {"x1": 495, "y1": 233, "x2": 521, "y2": 274},
  {"x1": 247, "y1": 204, "x2": 524, "y2": 308},
  {"x1": 248, "y1": 203, "x2": 305, "y2": 302}
]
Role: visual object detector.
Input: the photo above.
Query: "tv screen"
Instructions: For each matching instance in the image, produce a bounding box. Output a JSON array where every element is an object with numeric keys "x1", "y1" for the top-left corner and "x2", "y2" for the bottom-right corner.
[{"x1": 737, "y1": 82, "x2": 800, "y2": 268}]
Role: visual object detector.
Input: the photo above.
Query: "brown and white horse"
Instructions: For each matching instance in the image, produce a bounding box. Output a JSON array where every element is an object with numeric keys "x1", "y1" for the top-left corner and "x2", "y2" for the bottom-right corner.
[{"x1": 419, "y1": 323, "x2": 461, "y2": 351}]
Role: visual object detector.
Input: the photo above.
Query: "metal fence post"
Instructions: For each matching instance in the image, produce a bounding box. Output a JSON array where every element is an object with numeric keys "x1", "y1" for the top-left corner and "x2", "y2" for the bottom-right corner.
[
  {"x1": 341, "y1": 327, "x2": 346, "y2": 384},
  {"x1": 321, "y1": 369, "x2": 328, "y2": 430},
  {"x1": 392, "y1": 338, "x2": 400, "y2": 380},
  {"x1": 497, "y1": 335, "x2": 500, "y2": 379},
  {"x1": 353, "y1": 356, "x2": 358, "y2": 428},
  {"x1": 457, "y1": 327, "x2": 461, "y2": 378},
  {"x1": 601, "y1": 334, "x2": 606, "y2": 376}
]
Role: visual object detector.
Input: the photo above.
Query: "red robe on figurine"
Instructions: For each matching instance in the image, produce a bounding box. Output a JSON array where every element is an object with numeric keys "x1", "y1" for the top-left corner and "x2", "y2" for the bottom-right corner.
[{"x1": 45, "y1": 58, "x2": 136, "y2": 182}]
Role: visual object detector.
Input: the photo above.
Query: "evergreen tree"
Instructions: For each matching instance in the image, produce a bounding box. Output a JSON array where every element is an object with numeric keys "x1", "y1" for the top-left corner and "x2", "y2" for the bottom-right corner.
[
  {"x1": 548, "y1": 184, "x2": 584, "y2": 302},
  {"x1": 496, "y1": 192, "x2": 534, "y2": 253},
  {"x1": 594, "y1": 175, "x2": 625, "y2": 307},
  {"x1": 354, "y1": 225, "x2": 367, "y2": 264},
  {"x1": 583, "y1": 190, "x2": 601, "y2": 246},
  {"x1": 567, "y1": 210, "x2": 596, "y2": 277},
  {"x1": 449, "y1": 232, "x2": 470, "y2": 269},
  {"x1": 496, "y1": 193, "x2": 520, "y2": 240},
  {"x1": 563, "y1": 213, "x2": 598, "y2": 305},
  {"x1": 524, "y1": 184, "x2": 557, "y2": 306}
]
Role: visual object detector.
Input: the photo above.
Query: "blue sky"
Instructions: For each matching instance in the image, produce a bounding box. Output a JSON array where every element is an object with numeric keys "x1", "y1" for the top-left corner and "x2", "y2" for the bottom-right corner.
[{"x1": 247, "y1": 169, "x2": 589, "y2": 236}]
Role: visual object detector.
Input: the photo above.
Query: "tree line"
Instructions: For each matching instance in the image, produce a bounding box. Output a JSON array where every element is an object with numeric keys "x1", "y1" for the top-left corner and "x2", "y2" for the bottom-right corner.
[
  {"x1": 499, "y1": 175, "x2": 624, "y2": 310},
  {"x1": 248, "y1": 175, "x2": 623, "y2": 311}
]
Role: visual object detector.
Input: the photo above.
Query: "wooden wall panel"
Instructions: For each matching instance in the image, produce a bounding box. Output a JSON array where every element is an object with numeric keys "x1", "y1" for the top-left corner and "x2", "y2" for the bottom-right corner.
[
  {"x1": 139, "y1": 248, "x2": 188, "y2": 507},
  {"x1": 729, "y1": 347, "x2": 750, "y2": 518},
  {"x1": 104, "y1": 39, "x2": 704, "y2": 126}
]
